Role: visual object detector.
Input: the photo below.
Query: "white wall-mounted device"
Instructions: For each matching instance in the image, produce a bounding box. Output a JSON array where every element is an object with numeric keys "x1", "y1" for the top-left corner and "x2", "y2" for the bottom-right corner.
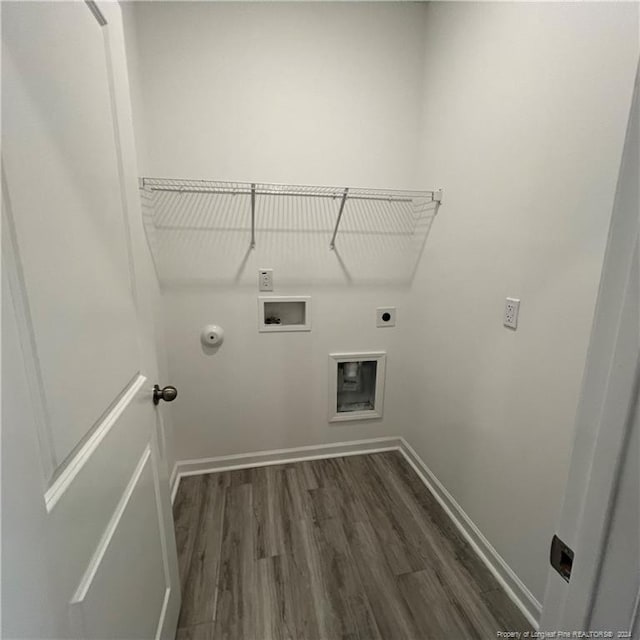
[
  {"x1": 201, "y1": 324, "x2": 225, "y2": 347},
  {"x1": 258, "y1": 269, "x2": 273, "y2": 292},
  {"x1": 504, "y1": 297, "x2": 520, "y2": 330},
  {"x1": 329, "y1": 352, "x2": 386, "y2": 422},
  {"x1": 376, "y1": 307, "x2": 396, "y2": 327},
  {"x1": 258, "y1": 296, "x2": 311, "y2": 332}
]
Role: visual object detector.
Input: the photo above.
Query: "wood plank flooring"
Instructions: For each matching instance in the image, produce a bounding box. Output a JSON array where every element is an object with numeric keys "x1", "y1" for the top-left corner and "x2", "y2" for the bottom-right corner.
[{"x1": 173, "y1": 451, "x2": 531, "y2": 639}]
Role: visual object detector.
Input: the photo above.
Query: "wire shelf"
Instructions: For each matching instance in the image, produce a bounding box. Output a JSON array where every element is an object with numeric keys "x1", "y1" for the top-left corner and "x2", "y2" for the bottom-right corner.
[
  {"x1": 140, "y1": 177, "x2": 441, "y2": 250},
  {"x1": 139, "y1": 177, "x2": 442, "y2": 286}
]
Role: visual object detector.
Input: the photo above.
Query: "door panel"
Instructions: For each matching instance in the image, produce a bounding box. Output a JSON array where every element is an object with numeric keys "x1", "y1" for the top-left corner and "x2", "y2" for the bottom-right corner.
[
  {"x1": 1, "y1": 2, "x2": 180, "y2": 638},
  {"x1": 2, "y1": 0, "x2": 140, "y2": 470},
  {"x1": 70, "y1": 447, "x2": 169, "y2": 640}
]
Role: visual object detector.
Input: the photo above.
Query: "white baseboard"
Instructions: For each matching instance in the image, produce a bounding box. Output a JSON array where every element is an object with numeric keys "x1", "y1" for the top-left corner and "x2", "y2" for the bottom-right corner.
[
  {"x1": 170, "y1": 436, "x2": 403, "y2": 504},
  {"x1": 398, "y1": 437, "x2": 541, "y2": 629},
  {"x1": 169, "y1": 435, "x2": 541, "y2": 629}
]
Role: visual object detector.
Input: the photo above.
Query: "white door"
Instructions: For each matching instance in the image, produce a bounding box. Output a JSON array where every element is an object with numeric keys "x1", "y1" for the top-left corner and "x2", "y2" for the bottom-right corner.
[
  {"x1": 540, "y1": 60, "x2": 640, "y2": 634},
  {"x1": 2, "y1": 2, "x2": 180, "y2": 638}
]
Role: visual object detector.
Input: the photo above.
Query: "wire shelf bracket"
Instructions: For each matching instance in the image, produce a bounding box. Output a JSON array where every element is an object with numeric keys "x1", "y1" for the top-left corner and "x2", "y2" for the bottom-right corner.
[{"x1": 329, "y1": 188, "x2": 350, "y2": 250}]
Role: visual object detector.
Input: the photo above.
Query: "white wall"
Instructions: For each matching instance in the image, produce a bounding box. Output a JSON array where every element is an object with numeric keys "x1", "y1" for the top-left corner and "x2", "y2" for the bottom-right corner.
[
  {"x1": 125, "y1": 1, "x2": 429, "y2": 461},
  {"x1": 406, "y1": 1, "x2": 638, "y2": 607},
  {"x1": 130, "y1": 1, "x2": 427, "y2": 188},
  {"x1": 163, "y1": 287, "x2": 412, "y2": 458},
  {"x1": 123, "y1": 0, "x2": 638, "y2": 616}
]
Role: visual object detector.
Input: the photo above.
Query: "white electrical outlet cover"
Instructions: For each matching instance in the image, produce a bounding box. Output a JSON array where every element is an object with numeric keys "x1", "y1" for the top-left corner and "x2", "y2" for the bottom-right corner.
[
  {"x1": 377, "y1": 307, "x2": 396, "y2": 327},
  {"x1": 504, "y1": 297, "x2": 520, "y2": 329},
  {"x1": 258, "y1": 268, "x2": 273, "y2": 292}
]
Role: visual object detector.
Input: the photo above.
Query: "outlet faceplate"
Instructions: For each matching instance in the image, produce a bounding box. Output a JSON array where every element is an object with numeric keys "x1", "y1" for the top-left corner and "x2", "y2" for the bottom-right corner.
[
  {"x1": 376, "y1": 307, "x2": 396, "y2": 328},
  {"x1": 258, "y1": 269, "x2": 273, "y2": 292},
  {"x1": 504, "y1": 297, "x2": 520, "y2": 329}
]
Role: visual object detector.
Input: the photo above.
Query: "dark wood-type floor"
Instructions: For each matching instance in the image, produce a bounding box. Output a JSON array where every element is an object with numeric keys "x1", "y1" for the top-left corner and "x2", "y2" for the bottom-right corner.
[{"x1": 173, "y1": 451, "x2": 531, "y2": 639}]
